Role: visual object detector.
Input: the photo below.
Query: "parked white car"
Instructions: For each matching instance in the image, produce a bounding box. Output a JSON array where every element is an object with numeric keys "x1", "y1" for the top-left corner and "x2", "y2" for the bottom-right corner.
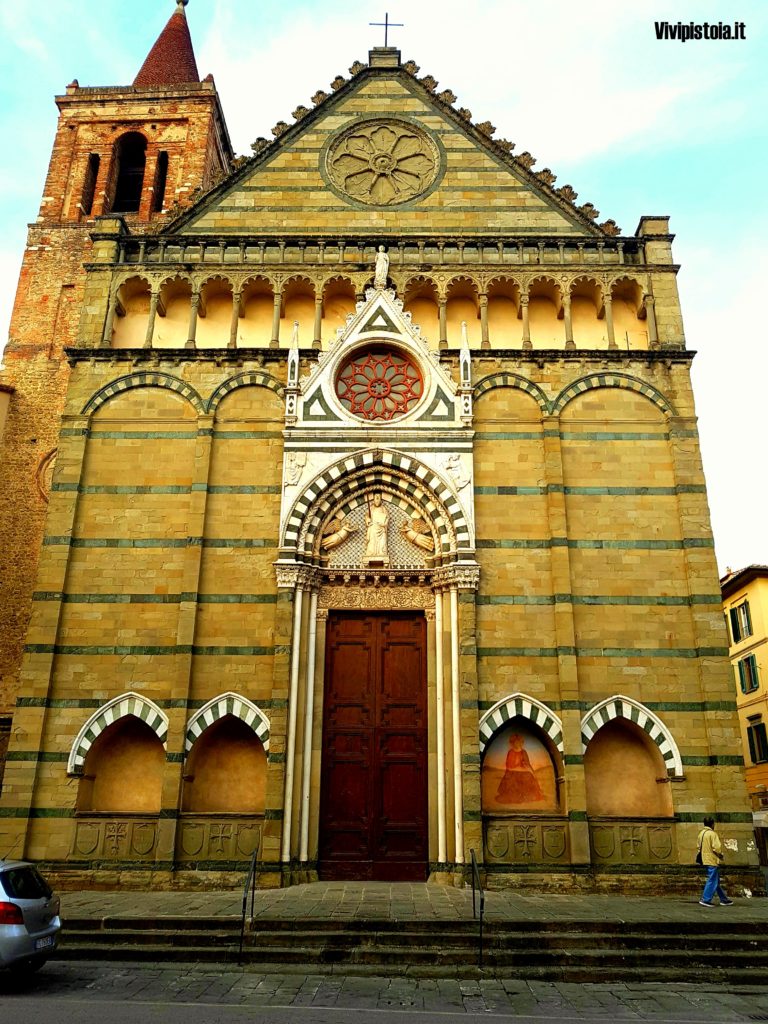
[{"x1": 0, "y1": 860, "x2": 60, "y2": 974}]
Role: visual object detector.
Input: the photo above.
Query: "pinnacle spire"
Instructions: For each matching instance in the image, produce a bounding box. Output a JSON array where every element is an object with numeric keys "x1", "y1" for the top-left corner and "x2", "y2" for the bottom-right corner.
[{"x1": 133, "y1": 0, "x2": 200, "y2": 89}]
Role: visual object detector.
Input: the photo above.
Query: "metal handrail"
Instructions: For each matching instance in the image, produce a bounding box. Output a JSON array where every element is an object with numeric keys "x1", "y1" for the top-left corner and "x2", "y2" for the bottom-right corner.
[
  {"x1": 238, "y1": 849, "x2": 258, "y2": 962},
  {"x1": 469, "y1": 848, "x2": 485, "y2": 969}
]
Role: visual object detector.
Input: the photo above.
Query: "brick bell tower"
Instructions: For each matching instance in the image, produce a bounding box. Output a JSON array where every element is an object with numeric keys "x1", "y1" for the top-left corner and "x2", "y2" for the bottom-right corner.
[{"x1": 0, "y1": 1, "x2": 233, "y2": 780}]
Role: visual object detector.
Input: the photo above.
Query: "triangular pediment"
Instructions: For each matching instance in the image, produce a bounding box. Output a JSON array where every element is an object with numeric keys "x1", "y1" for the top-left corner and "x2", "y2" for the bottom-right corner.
[{"x1": 168, "y1": 62, "x2": 612, "y2": 238}]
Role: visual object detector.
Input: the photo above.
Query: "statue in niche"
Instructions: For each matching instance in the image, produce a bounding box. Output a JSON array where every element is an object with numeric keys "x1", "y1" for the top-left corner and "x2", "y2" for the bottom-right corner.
[
  {"x1": 365, "y1": 493, "x2": 389, "y2": 562},
  {"x1": 401, "y1": 514, "x2": 435, "y2": 552},
  {"x1": 321, "y1": 513, "x2": 357, "y2": 552},
  {"x1": 496, "y1": 733, "x2": 544, "y2": 804},
  {"x1": 374, "y1": 245, "x2": 389, "y2": 289}
]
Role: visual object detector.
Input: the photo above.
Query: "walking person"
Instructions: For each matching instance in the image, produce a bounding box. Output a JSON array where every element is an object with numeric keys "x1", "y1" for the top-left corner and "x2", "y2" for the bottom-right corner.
[{"x1": 698, "y1": 816, "x2": 734, "y2": 906}]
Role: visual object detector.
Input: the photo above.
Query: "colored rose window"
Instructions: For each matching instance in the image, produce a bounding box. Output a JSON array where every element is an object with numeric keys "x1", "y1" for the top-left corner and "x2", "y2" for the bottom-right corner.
[
  {"x1": 326, "y1": 120, "x2": 439, "y2": 206},
  {"x1": 336, "y1": 347, "x2": 424, "y2": 421}
]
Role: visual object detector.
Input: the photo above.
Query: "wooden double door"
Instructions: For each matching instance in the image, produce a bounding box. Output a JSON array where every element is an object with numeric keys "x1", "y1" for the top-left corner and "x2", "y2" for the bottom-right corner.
[{"x1": 318, "y1": 611, "x2": 428, "y2": 881}]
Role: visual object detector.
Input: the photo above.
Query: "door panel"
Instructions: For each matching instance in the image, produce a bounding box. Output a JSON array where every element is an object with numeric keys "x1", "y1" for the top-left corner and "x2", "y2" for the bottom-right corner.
[{"x1": 319, "y1": 611, "x2": 428, "y2": 881}]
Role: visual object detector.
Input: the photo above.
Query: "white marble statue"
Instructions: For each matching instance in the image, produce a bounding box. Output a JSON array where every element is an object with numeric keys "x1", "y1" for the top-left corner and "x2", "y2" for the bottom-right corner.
[
  {"x1": 365, "y1": 493, "x2": 389, "y2": 561},
  {"x1": 374, "y1": 245, "x2": 389, "y2": 289}
]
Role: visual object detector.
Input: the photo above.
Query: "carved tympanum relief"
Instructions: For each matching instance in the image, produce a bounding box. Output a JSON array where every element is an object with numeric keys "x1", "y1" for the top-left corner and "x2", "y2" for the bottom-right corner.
[{"x1": 326, "y1": 119, "x2": 440, "y2": 206}]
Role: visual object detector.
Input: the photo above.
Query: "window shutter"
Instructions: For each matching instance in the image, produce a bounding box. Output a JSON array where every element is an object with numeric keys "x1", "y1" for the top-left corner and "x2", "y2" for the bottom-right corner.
[
  {"x1": 730, "y1": 608, "x2": 741, "y2": 642},
  {"x1": 748, "y1": 726, "x2": 758, "y2": 763},
  {"x1": 756, "y1": 723, "x2": 768, "y2": 763},
  {"x1": 745, "y1": 601, "x2": 753, "y2": 636},
  {"x1": 738, "y1": 659, "x2": 747, "y2": 693}
]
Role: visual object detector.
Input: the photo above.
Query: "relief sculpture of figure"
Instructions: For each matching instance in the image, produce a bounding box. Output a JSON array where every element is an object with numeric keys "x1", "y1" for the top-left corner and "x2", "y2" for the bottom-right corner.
[
  {"x1": 374, "y1": 245, "x2": 389, "y2": 289},
  {"x1": 365, "y1": 493, "x2": 389, "y2": 561},
  {"x1": 496, "y1": 734, "x2": 544, "y2": 804},
  {"x1": 401, "y1": 514, "x2": 434, "y2": 552},
  {"x1": 321, "y1": 513, "x2": 357, "y2": 552}
]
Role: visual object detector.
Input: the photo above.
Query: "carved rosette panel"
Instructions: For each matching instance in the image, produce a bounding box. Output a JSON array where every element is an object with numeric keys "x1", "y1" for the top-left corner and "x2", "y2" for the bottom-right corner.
[
  {"x1": 319, "y1": 585, "x2": 434, "y2": 612},
  {"x1": 326, "y1": 120, "x2": 440, "y2": 206},
  {"x1": 336, "y1": 346, "x2": 424, "y2": 421},
  {"x1": 589, "y1": 820, "x2": 676, "y2": 864},
  {"x1": 484, "y1": 818, "x2": 570, "y2": 864},
  {"x1": 72, "y1": 817, "x2": 159, "y2": 860},
  {"x1": 177, "y1": 817, "x2": 264, "y2": 862}
]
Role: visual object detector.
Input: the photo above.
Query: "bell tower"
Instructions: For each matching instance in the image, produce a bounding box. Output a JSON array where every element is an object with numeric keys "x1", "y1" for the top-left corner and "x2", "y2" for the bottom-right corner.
[{"x1": 0, "y1": 1, "x2": 233, "y2": 743}]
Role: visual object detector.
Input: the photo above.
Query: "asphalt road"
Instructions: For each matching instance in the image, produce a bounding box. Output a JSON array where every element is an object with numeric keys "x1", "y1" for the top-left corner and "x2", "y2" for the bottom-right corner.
[{"x1": 0, "y1": 961, "x2": 767, "y2": 1023}]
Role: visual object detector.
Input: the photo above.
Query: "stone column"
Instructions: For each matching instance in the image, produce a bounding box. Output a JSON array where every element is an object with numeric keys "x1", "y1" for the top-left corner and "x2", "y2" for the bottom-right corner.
[
  {"x1": 228, "y1": 290, "x2": 241, "y2": 349},
  {"x1": 438, "y1": 298, "x2": 447, "y2": 349},
  {"x1": 449, "y1": 586, "x2": 464, "y2": 865},
  {"x1": 644, "y1": 294, "x2": 659, "y2": 348},
  {"x1": 143, "y1": 290, "x2": 160, "y2": 349},
  {"x1": 281, "y1": 584, "x2": 305, "y2": 864},
  {"x1": 603, "y1": 291, "x2": 617, "y2": 348},
  {"x1": 299, "y1": 589, "x2": 319, "y2": 863},
  {"x1": 186, "y1": 290, "x2": 200, "y2": 350},
  {"x1": 271, "y1": 291, "x2": 282, "y2": 348},
  {"x1": 101, "y1": 293, "x2": 120, "y2": 348},
  {"x1": 563, "y1": 294, "x2": 575, "y2": 349},
  {"x1": 479, "y1": 293, "x2": 489, "y2": 349},
  {"x1": 313, "y1": 295, "x2": 323, "y2": 350},
  {"x1": 520, "y1": 295, "x2": 532, "y2": 349},
  {"x1": 434, "y1": 589, "x2": 447, "y2": 864}
]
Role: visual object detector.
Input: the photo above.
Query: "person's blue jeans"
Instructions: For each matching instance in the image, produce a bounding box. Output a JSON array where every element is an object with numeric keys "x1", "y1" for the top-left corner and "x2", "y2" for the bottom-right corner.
[{"x1": 701, "y1": 865, "x2": 728, "y2": 903}]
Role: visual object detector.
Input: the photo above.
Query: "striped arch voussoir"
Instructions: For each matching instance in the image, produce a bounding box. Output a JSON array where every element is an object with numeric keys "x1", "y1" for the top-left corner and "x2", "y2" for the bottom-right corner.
[
  {"x1": 82, "y1": 372, "x2": 205, "y2": 415},
  {"x1": 552, "y1": 373, "x2": 676, "y2": 416},
  {"x1": 284, "y1": 449, "x2": 470, "y2": 557},
  {"x1": 473, "y1": 373, "x2": 549, "y2": 412},
  {"x1": 185, "y1": 692, "x2": 270, "y2": 753},
  {"x1": 206, "y1": 372, "x2": 285, "y2": 413},
  {"x1": 67, "y1": 692, "x2": 168, "y2": 775},
  {"x1": 580, "y1": 695, "x2": 683, "y2": 777},
  {"x1": 479, "y1": 693, "x2": 563, "y2": 756}
]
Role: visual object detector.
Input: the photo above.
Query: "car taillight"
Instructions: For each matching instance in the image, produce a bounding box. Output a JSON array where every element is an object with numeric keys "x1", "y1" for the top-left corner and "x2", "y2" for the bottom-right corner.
[{"x1": 0, "y1": 901, "x2": 24, "y2": 925}]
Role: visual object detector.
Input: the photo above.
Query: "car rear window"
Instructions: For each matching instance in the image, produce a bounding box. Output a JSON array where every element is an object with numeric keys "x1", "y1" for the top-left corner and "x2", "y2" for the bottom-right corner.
[{"x1": 0, "y1": 866, "x2": 52, "y2": 900}]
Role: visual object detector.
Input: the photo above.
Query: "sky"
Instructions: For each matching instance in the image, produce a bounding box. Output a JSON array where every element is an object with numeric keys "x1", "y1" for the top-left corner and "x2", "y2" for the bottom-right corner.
[{"x1": 0, "y1": 0, "x2": 766, "y2": 575}]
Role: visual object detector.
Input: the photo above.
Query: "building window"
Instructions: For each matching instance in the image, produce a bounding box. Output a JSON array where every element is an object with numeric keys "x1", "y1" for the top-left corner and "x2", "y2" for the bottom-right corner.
[
  {"x1": 738, "y1": 654, "x2": 760, "y2": 693},
  {"x1": 152, "y1": 151, "x2": 169, "y2": 213},
  {"x1": 111, "y1": 132, "x2": 147, "y2": 213},
  {"x1": 747, "y1": 719, "x2": 768, "y2": 764},
  {"x1": 80, "y1": 153, "x2": 100, "y2": 216},
  {"x1": 729, "y1": 600, "x2": 752, "y2": 643}
]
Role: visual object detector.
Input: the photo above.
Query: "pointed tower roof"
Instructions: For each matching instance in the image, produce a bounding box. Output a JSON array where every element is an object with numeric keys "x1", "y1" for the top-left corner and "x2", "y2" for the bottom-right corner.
[{"x1": 134, "y1": 0, "x2": 200, "y2": 88}]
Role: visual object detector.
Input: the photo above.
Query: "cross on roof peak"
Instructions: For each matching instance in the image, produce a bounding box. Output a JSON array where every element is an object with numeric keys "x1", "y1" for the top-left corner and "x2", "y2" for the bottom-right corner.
[{"x1": 369, "y1": 12, "x2": 403, "y2": 47}]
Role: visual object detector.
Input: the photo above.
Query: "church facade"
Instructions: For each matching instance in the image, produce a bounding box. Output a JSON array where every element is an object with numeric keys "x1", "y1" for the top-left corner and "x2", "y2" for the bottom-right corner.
[{"x1": 0, "y1": 3, "x2": 758, "y2": 890}]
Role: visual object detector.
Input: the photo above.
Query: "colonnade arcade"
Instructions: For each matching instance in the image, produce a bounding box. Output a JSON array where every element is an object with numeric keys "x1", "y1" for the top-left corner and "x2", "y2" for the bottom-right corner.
[{"x1": 104, "y1": 268, "x2": 657, "y2": 352}]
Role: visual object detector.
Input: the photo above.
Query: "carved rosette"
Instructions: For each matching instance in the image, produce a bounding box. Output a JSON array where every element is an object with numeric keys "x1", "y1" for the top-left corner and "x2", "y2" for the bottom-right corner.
[{"x1": 326, "y1": 120, "x2": 439, "y2": 206}]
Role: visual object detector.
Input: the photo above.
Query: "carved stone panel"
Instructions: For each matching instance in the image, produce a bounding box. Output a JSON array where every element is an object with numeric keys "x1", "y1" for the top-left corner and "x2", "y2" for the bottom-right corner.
[
  {"x1": 72, "y1": 817, "x2": 159, "y2": 861},
  {"x1": 483, "y1": 817, "x2": 570, "y2": 864},
  {"x1": 589, "y1": 819, "x2": 676, "y2": 864},
  {"x1": 176, "y1": 816, "x2": 264, "y2": 863},
  {"x1": 326, "y1": 120, "x2": 440, "y2": 206}
]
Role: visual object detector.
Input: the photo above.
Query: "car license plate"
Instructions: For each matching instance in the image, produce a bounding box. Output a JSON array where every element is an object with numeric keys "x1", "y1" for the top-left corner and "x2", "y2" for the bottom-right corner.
[{"x1": 35, "y1": 935, "x2": 54, "y2": 950}]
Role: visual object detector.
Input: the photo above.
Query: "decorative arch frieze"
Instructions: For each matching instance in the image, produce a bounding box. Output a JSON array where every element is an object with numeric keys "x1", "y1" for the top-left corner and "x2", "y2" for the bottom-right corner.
[
  {"x1": 206, "y1": 371, "x2": 285, "y2": 413},
  {"x1": 580, "y1": 695, "x2": 683, "y2": 777},
  {"x1": 473, "y1": 372, "x2": 549, "y2": 413},
  {"x1": 68, "y1": 692, "x2": 168, "y2": 775},
  {"x1": 479, "y1": 693, "x2": 563, "y2": 756},
  {"x1": 82, "y1": 372, "x2": 205, "y2": 416},
  {"x1": 185, "y1": 693, "x2": 270, "y2": 753},
  {"x1": 552, "y1": 372, "x2": 676, "y2": 416},
  {"x1": 283, "y1": 449, "x2": 470, "y2": 557}
]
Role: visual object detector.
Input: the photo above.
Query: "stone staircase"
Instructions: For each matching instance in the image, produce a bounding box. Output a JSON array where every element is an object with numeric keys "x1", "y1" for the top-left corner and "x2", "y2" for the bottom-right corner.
[{"x1": 56, "y1": 915, "x2": 768, "y2": 982}]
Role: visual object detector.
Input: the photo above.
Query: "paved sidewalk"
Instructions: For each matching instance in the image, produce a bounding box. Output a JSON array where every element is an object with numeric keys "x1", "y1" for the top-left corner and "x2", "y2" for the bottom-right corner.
[
  {"x1": 60, "y1": 881, "x2": 768, "y2": 924},
  {"x1": 2, "y1": 960, "x2": 768, "y2": 1020}
]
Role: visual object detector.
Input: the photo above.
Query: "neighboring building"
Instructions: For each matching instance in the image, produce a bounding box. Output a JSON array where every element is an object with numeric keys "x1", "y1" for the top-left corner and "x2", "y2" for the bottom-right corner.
[
  {"x1": 0, "y1": 2, "x2": 759, "y2": 891},
  {"x1": 721, "y1": 565, "x2": 768, "y2": 864}
]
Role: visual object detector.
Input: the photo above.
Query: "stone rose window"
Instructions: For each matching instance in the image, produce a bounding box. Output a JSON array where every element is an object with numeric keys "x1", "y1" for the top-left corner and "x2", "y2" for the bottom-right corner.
[
  {"x1": 336, "y1": 346, "x2": 424, "y2": 421},
  {"x1": 326, "y1": 120, "x2": 439, "y2": 206}
]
